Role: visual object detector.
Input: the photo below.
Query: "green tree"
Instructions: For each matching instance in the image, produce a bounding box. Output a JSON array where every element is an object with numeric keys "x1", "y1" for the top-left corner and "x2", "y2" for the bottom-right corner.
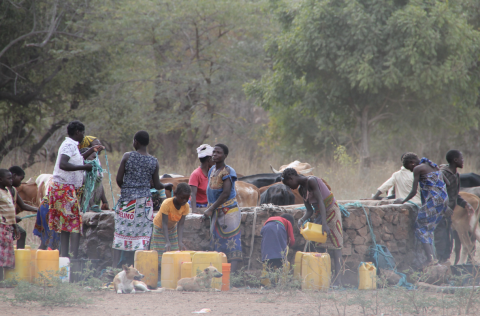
[
  {"x1": 85, "y1": 0, "x2": 269, "y2": 163},
  {"x1": 246, "y1": 0, "x2": 480, "y2": 166},
  {"x1": 0, "y1": 0, "x2": 106, "y2": 166}
]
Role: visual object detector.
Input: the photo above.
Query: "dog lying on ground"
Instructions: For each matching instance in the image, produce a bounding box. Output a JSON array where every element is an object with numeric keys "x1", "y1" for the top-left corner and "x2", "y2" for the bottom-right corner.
[
  {"x1": 114, "y1": 265, "x2": 146, "y2": 294},
  {"x1": 176, "y1": 266, "x2": 223, "y2": 291}
]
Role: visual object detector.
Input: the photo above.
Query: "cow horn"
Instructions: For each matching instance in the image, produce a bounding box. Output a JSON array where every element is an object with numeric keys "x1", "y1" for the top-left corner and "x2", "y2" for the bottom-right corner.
[
  {"x1": 299, "y1": 168, "x2": 315, "y2": 174},
  {"x1": 270, "y1": 165, "x2": 281, "y2": 174}
]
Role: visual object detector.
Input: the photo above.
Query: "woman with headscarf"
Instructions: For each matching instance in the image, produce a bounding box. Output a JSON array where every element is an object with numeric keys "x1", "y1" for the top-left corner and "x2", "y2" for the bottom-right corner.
[
  {"x1": 188, "y1": 144, "x2": 214, "y2": 214},
  {"x1": 203, "y1": 144, "x2": 242, "y2": 272}
]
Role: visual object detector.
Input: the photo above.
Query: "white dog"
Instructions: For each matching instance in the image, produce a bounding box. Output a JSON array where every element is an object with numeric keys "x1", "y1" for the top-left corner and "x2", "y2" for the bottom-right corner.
[{"x1": 113, "y1": 265, "x2": 145, "y2": 294}]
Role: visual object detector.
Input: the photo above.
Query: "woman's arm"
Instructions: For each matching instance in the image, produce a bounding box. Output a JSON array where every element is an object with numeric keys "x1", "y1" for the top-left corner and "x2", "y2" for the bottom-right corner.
[
  {"x1": 116, "y1": 152, "x2": 130, "y2": 187},
  {"x1": 308, "y1": 177, "x2": 329, "y2": 235},
  {"x1": 152, "y1": 161, "x2": 172, "y2": 191},
  {"x1": 190, "y1": 186, "x2": 198, "y2": 214},
  {"x1": 81, "y1": 145, "x2": 104, "y2": 160},
  {"x1": 60, "y1": 154, "x2": 92, "y2": 172},
  {"x1": 162, "y1": 213, "x2": 172, "y2": 252},
  {"x1": 401, "y1": 166, "x2": 421, "y2": 204},
  {"x1": 177, "y1": 215, "x2": 187, "y2": 250},
  {"x1": 204, "y1": 178, "x2": 232, "y2": 218}
]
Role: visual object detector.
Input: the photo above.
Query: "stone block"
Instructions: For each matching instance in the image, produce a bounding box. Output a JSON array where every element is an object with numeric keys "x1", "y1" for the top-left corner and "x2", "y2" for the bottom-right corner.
[
  {"x1": 384, "y1": 213, "x2": 394, "y2": 223},
  {"x1": 384, "y1": 225, "x2": 392, "y2": 234},
  {"x1": 371, "y1": 207, "x2": 385, "y2": 219},
  {"x1": 357, "y1": 225, "x2": 368, "y2": 237},
  {"x1": 393, "y1": 226, "x2": 408, "y2": 240},
  {"x1": 342, "y1": 245, "x2": 352, "y2": 256},
  {"x1": 353, "y1": 236, "x2": 366, "y2": 245},
  {"x1": 386, "y1": 241, "x2": 398, "y2": 252},
  {"x1": 382, "y1": 233, "x2": 393, "y2": 241},
  {"x1": 346, "y1": 229, "x2": 357, "y2": 241},
  {"x1": 354, "y1": 245, "x2": 369, "y2": 255},
  {"x1": 241, "y1": 213, "x2": 248, "y2": 223},
  {"x1": 343, "y1": 214, "x2": 358, "y2": 229},
  {"x1": 392, "y1": 213, "x2": 400, "y2": 225},
  {"x1": 370, "y1": 212, "x2": 382, "y2": 227}
]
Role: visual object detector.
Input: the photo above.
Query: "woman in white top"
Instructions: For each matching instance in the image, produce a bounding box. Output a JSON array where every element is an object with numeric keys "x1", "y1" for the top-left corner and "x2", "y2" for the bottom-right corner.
[{"x1": 48, "y1": 121, "x2": 103, "y2": 258}]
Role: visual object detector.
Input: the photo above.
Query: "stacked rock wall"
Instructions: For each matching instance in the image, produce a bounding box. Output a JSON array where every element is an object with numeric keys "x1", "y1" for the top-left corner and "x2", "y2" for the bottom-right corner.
[{"x1": 79, "y1": 202, "x2": 424, "y2": 281}]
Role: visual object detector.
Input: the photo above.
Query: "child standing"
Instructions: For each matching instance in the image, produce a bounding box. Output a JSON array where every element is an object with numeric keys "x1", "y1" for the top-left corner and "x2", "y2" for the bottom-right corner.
[
  {"x1": 151, "y1": 183, "x2": 191, "y2": 266},
  {"x1": 261, "y1": 213, "x2": 295, "y2": 269},
  {"x1": 0, "y1": 169, "x2": 20, "y2": 280}
]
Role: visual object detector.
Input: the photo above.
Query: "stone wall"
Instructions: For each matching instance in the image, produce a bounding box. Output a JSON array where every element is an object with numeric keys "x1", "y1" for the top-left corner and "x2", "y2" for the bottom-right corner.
[{"x1": 79, "y1": 202, "x2": 425, "y2": 283}]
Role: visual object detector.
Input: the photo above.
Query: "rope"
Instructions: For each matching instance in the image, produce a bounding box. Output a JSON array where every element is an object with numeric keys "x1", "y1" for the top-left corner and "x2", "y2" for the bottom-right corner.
[
  {"x1": 104, "y1": 150, "x2": 115, "y2": 208},
  {"x1": 358, "y1": 204, "x2": 415, "y2": 290},
  {"x1": 82, "y1": 153, "x2": 105, "y2": 213},
  {"x1": 295, "y1": 201, "x2": 352, "y2": 218},
  {"x1": 247, "y1": 207, "x2": 257, "y2": 270},
  {"x1": 20, "y1": 214, "x2": 37, "y2": 220}
]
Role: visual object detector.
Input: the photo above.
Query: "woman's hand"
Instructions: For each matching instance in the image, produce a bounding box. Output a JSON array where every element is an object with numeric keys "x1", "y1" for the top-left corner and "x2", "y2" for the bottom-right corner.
[
  {"x1": 393, "y1": 198, "x2": 404, "y2": 204},
  {"x1": 164, "y1": 241, "x2": 172, "y2": 252},
  {"x1": 322, "y1": 224, "x2": 331, "y2": 235},
  {"x1": 179, "y1": 242, "x2": 187, "y2": 251},
  {"x1": 298, "y1": 218, "x2": 305, "y2": 230},
  {"x1": 92, "y1": 145, "x2": 105, "y2": 152},
  {"x1": 163, "y1": 183, "x2": 173, "y2": 191},
  {"x1": 84, "y1": 164, "x2": 93, "y2": 171}
]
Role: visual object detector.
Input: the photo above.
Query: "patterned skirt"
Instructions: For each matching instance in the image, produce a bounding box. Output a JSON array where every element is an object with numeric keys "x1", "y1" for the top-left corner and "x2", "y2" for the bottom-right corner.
[
  {"x1": 112, "y1": 197, "x2": 154, "y2": 251},
  {"x1": 48, "y1": 182, "x2": 83, "y2": 234},
  {"x1": 0, "y1": 223, "x2": 15, "y2": 268},
  {"x1": 312, "y1": 203, "x2": 343, "y2": 250},
  {"x1": 415, "y1": 197, "x2": 448, "y2": 244},
  {"x1": 33, "y1": 197, "x2": 60, "y2": 249},
  {"x1": 151, "y1": 224, "x2": 178, "y2": 264},
  {"x1": 210, "y1": 200, "x2": 243, "y2": 262}
]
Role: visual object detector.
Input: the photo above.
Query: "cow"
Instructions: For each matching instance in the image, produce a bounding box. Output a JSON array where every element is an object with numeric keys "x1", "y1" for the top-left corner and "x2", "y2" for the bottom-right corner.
[
  {"x1": 36, "y1": 174, "x2": 53, "y2": 202},
  {"x1": 160, "y1": 173, "x2": 185, "y2": 179},
  {"x1": 17, "y1": 182, "x2": 40, "y2": 208},
  {"x1": 160, "y1": 177, "x2": 260, "y2": 207},
  {"x1": 235, "y1": 181, "x2": 260, "y2": 207},
  {"x1": 451, "y1": 192, "x2": 480, "y2": 264},
  {"x1": 237, "y1": 173, "x2": 281, "y2": 189},
  {"x1": 270, "y1": 160, "x2": 314, "y2": 176},
  {"x1": 260, "y1": 183, "x2": 295, "y2": 206},
  {"x1": 459, "y1": 186, "x2": 480, "y2": 199},
  {"x1": 460, "y1": 173, "x2": 480, "y2": 188},
  {"x1": 259, "y1": 183, "x2": 303, "y2": 205}
]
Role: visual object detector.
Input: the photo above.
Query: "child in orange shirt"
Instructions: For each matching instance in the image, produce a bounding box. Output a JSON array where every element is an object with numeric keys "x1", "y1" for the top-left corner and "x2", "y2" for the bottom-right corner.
[{"x1": 151, "y1": 183, "x2": 191, "y2": 265}]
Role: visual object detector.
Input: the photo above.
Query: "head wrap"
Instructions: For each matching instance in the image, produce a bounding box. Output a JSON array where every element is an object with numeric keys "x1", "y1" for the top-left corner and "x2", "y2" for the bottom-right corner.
[
  {"x1": 197, "y1": 144, "x2": 213, "y2": 158},
  {"x1": 78, "y1": 135, "x2": 97, "y2": 149}
]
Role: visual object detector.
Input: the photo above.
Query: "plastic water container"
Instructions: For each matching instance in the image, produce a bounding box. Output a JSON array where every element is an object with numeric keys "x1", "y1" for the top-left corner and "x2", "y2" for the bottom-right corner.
[
  {"x1": 30, "y1": 249, "x2": 37, "y2": 283},
  {"x1": 161, "y1": 251, "x2": 193, "y2": 289},
  {"x1": 134, "y1": 250, "x2": 158, "y2": 289},
  {"x1": 301, "y1": 252, "x2": 331, "y2": 291},
  {"x1": 300, "y1": 222, "x2": 327, "y2": 243},
  {"x1": 181, "y1": 262, "x2": 192, "y2": 279},
  {"x1": 5, "y1": 249, "x2": 31, "y2": 282},
  {"x1": 192, "y1": 251, "x2": 224, "y2": 290},
  {"x1": 36, "y1": 249, "x2": 59, "y2": 285},
  {"x1": 221, "y1": 263, "x2": 231, "y2": 291},
  {"x1": 59, "y1": 257, "x2": 70, "y2": 283},
  {"x1": 358, "y1": 262, "x2": 377, "y2": 290},
  {"x1": 294, "y1": 251, "x2": 306, "y2": 281}
]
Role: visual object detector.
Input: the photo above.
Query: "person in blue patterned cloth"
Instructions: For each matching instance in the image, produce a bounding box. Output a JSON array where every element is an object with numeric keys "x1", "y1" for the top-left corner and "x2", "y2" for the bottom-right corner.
[
  {"x1": 203, "y1": 144, "x2": 242, "y2": 273},
  {"x1": 397, "y1": 152, "x2": 449, "y2": 266},
  {"x1": 112, "y1": 131, "x2": 172, "y2": 268}
]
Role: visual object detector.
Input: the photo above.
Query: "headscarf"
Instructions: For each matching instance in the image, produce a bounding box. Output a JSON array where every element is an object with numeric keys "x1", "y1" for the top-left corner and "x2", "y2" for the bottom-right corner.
[
  {"x1": 78, "y1": 136, "x2": 97, "y2": 149},
  {"x1": 197, "y1": 144, "x2": 213, "y2": 158}
]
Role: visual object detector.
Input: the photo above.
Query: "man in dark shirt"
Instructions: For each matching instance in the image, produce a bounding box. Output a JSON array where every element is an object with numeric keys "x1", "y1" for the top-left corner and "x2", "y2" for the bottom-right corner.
[{"x1": 436, "y1": 150, "x2": 474, "y2": 263}]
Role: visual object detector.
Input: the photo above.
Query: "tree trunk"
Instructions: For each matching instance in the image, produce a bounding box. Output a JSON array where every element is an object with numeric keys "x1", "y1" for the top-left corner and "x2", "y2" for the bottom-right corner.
[{"x1": 359, "y1": 106, "x2": 371, "y2": 168}]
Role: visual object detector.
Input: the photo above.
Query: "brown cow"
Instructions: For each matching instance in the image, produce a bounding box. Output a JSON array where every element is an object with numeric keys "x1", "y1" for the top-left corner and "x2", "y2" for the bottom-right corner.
[
  {"x1": 161, "y1": 177, "x2": 259, "y2": 207},
  {"x1": 235, "y1": 181, "x2": 260, "y2": 207},
  {"x1": 17, "y1": 182, "x2": 40, "y2": 208},
  {"x1": 452, "y1": 192, "x2": 480, "y2": 264}
]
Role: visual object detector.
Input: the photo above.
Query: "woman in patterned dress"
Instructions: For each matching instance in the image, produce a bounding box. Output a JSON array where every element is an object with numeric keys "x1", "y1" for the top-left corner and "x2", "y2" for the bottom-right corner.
[
  {"x1": 282, "y1": 168, "x2": 343, "y2": 286},
  {"x1": 400, "y1": 153, "x2": 448, "y2": 265},
  {"x1": 112, "y1": 131, "x2": 172, "y2": 268},
  {"x1": 49, "y1": 121, "x2": 103, "y2": 258},
  {"x1": 203, "y1": 144, "x2": 242, "y2": 273}
]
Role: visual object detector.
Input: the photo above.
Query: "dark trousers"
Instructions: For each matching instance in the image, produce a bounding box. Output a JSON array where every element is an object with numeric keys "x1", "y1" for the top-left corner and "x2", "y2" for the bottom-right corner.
[{"x1": 434, "y1": 216, "x2": 452, "y2": 262}]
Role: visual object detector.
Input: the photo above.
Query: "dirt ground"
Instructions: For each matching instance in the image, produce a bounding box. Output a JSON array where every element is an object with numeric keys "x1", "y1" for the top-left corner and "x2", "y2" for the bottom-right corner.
[{"x1": 0, "y1": 288, "x2": 332, "y2": 316}]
